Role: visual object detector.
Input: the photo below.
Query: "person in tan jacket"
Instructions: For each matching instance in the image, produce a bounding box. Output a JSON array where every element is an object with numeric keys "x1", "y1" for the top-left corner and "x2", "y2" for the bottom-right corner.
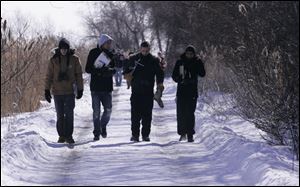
[{"x1": 45, "y1": 38, "x2": 83, "y2": 144}]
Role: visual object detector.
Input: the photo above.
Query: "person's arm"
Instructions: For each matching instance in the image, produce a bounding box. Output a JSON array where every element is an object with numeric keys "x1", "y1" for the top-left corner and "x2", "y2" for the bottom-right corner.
[
  {"x1": 44, "y1": 58, "x2": 54, "y2": 103},
  {"x1": 85, "y1": 50, "x2": 96, "y2": 74},
  {"x1": 45, "y1": 58, "x2": 54, "y2": 90},
  {"x1": 75, "y1": 56, "x2": 84, "y2": 91},
  {"x1": 172, "y1": 60, "x2": 181, "y2": 83},
  {"x1": 197, "y1": 58, "x2": 206, "y2": 77}
]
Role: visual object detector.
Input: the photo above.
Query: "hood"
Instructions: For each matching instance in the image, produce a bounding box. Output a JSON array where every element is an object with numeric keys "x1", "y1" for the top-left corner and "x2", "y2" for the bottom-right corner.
[
  {"x1": 98, "y1": 34, "x2": 113, "y2": 47},
  {"x1": 51, "y1": 47, "x2": 76, "y2": 58},
  {"x1": 58, "y1": 38, "x2": 70, "y2": 49}
]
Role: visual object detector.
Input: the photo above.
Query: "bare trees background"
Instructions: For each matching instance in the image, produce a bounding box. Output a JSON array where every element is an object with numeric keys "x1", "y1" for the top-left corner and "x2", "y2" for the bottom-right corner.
[
  {"x1": 1, "y1": 16, "x2": 55, "y2": 115},
  {"x1": 1, "y1": 15, "x2": 90, "y2": 117},
  {"x1": 1, "y1": 1, "x2": 298, "y2": 158},
  {"x1": 84, "y1": 1, "x2": 299, "y2": 158},
  {"x1": 84, "y1": 1, "x2": 150, "y2": 51}
]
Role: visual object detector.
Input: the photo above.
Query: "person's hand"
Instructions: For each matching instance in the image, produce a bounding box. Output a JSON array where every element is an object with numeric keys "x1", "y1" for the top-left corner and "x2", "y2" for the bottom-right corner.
[
  {"x1": 45, "y1": 90, "x2": 52, "y2": 103},
  {"x1": 76, "y1": 90, "x2": 83, "y2": 99}
]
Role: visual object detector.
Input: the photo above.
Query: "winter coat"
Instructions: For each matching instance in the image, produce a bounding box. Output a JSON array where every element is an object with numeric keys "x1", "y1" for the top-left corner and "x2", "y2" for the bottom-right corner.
[
  {"x1": 85, "y1": 46, "x2": 116, "y2": 92},
  {"x1": 172, "y1": 54, "x2": 205, "y2": 98},
  {"x1": 45, "y1": 48, "x2": 83, "y2": 95},
  {"x1": 125, "y1": 53, "x2": 164, "y2": 96}
]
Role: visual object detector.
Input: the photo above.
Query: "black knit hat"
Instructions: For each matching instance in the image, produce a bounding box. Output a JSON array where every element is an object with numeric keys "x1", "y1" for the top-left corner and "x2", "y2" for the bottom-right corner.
[
  {"x1": 141, "y1": 41, "x2": 150, "y2": 48},
  {"x1": 185, "y1": 45, "x2": 196, "y2": 54},
  {"x1": 58, "y1": 38, "x2": 70, "y2": 49}
]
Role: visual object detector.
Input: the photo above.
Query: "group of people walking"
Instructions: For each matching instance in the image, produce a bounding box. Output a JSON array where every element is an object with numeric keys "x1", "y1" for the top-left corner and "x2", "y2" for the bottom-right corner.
[{"x1": 44, "y1": 34, "x2": 205, "y2": 144}]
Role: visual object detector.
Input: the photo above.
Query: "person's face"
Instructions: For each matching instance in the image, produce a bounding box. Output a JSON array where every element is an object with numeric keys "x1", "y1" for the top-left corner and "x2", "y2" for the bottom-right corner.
[
  {"x1": 102, "y1": 40, "x2": 112, "y2": 50},
  {"x1": 60, "y1": 48, "x2": 68, "y2": 56},
  {"x1": 141, "y1": 47, "x2": 150, "y2": 56},
  {"x1": 185, "y1": 51, "x2": 195, "y2": 59}
]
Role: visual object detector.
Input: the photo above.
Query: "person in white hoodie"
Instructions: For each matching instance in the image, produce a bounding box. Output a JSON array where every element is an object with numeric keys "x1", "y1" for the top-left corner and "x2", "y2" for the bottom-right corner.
[{"x1": 85, "y1": 34, "x2": 116, "y2": 141}]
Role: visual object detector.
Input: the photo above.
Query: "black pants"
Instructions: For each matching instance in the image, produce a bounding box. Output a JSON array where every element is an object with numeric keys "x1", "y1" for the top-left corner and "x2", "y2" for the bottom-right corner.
[
  {"x1": 54, "y1": 94, "x2": 75, "y2": 138},
  {"x1": 176, "y1": 96, "x2": 197, "y2": 136},
  {"x1": 131, "y1": 94, "x2": 154, "y2": 138}
]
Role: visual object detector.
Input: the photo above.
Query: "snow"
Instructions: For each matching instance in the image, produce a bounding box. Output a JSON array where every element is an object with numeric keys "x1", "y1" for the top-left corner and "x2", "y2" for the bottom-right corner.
[{"x1": 1, "y1": 77, "x2": 299, "y2": 186}]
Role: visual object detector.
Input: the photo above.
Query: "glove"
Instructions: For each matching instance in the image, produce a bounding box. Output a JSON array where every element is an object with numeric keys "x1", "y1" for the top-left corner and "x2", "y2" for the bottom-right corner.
[
  {"x1": 76, "y1": 90, "x2": 83, "y2": 99},
  {"x1": 45, "y1": 90, "x2": 52, "y2": 103}
]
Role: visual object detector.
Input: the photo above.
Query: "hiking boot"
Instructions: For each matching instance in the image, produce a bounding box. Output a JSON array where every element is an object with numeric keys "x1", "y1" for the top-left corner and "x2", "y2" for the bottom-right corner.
[
  {"x1": 187, "y1": 135, "x2": 194, "y2": 142},
  {"x1": 57, "y1": 136, "x2": 65, "y2": 143},
  {"x1": 65, "y1": 137, "x2": 75, "y2": 144},
  {"x1": 179, "y1": 135, "x2": 187, "y2": 141},
  {"x1": 101, "y1": 128, "x2": 107, "y2": 138},
  {"x1": 93, "y1": 136, "x2": 100, "y2": 141},
  {"x1": 130, "y1": 136, "x2": 139, "y2": 142},
  {"x1": 142, "y1": 137, "x2": 150, "y2": 142}
]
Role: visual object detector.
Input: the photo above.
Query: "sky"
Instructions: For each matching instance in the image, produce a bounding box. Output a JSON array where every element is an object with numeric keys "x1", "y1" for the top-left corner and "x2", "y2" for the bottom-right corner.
[{"x1": 1, "y1": 1, "x2": 90, "y2": 41}]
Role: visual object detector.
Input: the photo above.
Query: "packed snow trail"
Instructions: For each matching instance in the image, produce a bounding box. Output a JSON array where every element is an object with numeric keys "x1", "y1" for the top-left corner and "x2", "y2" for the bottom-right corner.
[{"x1": 1, "y1": 78, "x2": 299, "y2": 186}]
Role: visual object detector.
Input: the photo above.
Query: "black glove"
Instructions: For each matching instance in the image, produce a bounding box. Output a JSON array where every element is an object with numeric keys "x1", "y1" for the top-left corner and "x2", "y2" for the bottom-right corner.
[
  {"x1": 45, "y1": 90, "x2": 52, "y2": 103},
  {"x1": 76, "y1": 90, "x2": 83, "y2": 99}
]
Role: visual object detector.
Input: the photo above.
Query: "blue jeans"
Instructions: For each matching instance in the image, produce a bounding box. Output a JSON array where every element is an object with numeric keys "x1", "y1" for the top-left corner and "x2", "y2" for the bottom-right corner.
[
  {"x1": 114, "y1": 68, "x2": 123, "y2": 86},
  {"x1": 91, "y1": 91, "x2": 112, "y2": 136},
  {"x1": 54, "y1": 94, "x2": 75, "y2": 138}
]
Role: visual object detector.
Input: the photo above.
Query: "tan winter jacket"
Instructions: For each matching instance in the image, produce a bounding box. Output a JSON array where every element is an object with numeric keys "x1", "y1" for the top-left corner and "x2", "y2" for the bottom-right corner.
[{"x1": 45, "y1": 51, "x2": 83, "y2": 95}]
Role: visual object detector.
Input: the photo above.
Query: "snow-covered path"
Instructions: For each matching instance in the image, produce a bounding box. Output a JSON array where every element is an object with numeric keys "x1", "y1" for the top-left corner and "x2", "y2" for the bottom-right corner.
[{"x1": 1, "y1": 78, "x2": 299, "y2": 186}]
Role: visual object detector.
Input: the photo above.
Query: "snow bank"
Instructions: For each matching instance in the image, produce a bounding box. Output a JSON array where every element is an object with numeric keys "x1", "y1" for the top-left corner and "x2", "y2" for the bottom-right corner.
[
  {"x1": 1, "y1": 78, "x2": 299, "y2": 186},
  {"x1": 195, "y1": 90, "x2": 299, "y2": 186}
]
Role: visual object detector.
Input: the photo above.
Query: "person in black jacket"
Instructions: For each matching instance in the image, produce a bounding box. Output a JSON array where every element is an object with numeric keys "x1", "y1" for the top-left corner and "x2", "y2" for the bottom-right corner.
[
  {"x1": 124, "y1": 41, "x2": 164, "y2": 142},
  {"x1": 172, "y1": 45, "x2": 205, "y2": 142},
  {"x1": 85, "y1": 34, "x2": 116, "y2": 141}
]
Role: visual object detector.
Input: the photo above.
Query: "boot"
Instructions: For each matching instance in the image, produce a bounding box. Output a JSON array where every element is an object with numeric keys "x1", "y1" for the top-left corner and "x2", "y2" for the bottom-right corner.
[
  {"x1": 101, "y1": 128, "x2": 107, "y2": 138},
  {"x1": 130, "y1": 136, "x2": 139, "y2": 142},
  {"x1": 179, "y1": 134, "x2": 187, "y2": 141},
  {"x1": 93, "y1": 136, "x2": 100, "y2": 141},
  {"x1": 187, "y1": 135, "x2": 194, "y2": 142},
  {"x1": 66, "y1": 137, "x2": 75, "y2": 144},
  {"x1": 57, "y1": 136, "x2": 65, "y2": 143},
  {"x1": 142, "y1": 137, "x2": 150, "y2": 142}
]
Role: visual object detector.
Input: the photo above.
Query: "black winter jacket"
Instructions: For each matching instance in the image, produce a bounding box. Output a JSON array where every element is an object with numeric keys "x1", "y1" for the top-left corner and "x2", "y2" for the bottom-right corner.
[
  {"x1": 85, "y1": 46, "x2": 116, "y2": 92},
  {"x1": 125, "y1": 53, "x2": 164, "y2": 96},
  {"x1": 172, "y1": 54, "x2": 205, "y2": 97}
]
